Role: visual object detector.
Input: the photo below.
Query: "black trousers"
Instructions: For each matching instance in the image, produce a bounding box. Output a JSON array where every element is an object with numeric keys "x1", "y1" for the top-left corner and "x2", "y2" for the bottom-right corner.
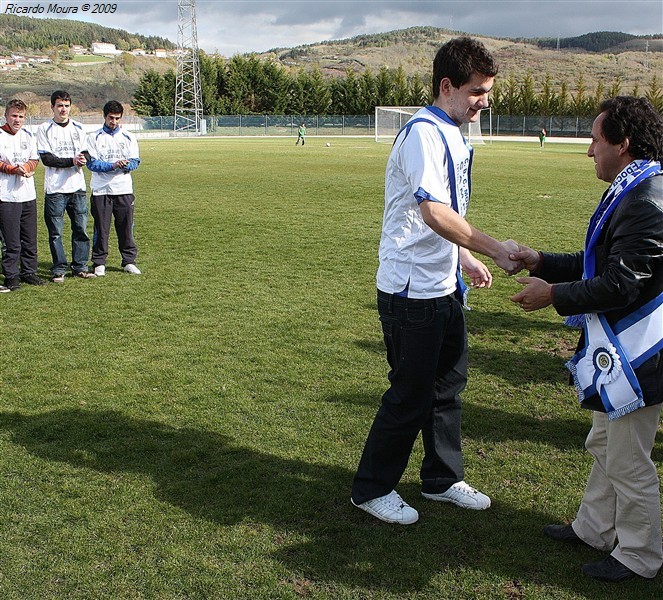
[
  {"x1": 0, "y1": 199, "x2": 38, "y2": 280},
  {"x1": 91, "y1": 193, "x2": 138, "y2": 267},
  {"x1": 351, "y1": 290, "x2": 467, "y2": 504}
]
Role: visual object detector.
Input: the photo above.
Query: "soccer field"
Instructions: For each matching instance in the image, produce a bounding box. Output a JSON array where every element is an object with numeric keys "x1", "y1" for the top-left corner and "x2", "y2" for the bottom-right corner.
[{"x1": 0, "y1": 138, "x2": 660, "y2": 599}]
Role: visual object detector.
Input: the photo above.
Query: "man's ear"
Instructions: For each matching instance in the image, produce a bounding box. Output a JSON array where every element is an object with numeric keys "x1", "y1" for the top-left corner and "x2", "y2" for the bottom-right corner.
[
  {"x1": 438, "y1": 77, "x2": 453, "y2": 97},
  {"x1": 618, "y1": 137, "x2": 631, "y2": 156}
]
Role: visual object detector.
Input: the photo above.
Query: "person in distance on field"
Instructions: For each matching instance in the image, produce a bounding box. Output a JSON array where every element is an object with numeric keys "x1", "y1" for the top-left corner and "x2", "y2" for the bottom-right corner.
[
  {"x1": 296, "y1": 122, "x2": 306, "y2": 146},
  {"x1": 539, "y1": 128, "x2": 546, "y2": 148},
  {"x1": 0, "y1": 99, "x2": 47, "y2": 291},
  {"x1": 37, "y1": 90, "x2": 96, "y2": 283},
  {"x1": 86, "y1": 100, "x2": 141, "y2": 276},
  {"x1": 510, "y1": 96, "x2": 663, "y2": 583},
  {"x1": 350, "y1": 37, "x2": 521, "y2": 525}
]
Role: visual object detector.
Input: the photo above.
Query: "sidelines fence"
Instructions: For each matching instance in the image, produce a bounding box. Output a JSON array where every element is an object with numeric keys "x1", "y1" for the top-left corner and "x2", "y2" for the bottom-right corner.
[{"x1": 21, "y1": 113, "x2": 595, "y2": 139}]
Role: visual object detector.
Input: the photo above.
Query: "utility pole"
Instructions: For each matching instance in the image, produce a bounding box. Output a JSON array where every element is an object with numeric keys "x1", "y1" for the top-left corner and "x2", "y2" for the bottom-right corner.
[
  {"x1": 645, "y1": 39, "x2": 649, "y2": 70},
  {"x1": 174, "y1": 0, "x2": 204, "y2": 134}
]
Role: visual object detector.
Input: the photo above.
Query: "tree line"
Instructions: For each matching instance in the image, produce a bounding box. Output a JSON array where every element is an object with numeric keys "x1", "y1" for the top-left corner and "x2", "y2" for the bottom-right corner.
[
  {"x1": 0, "y1": 14, "x2": 175, "y2": 53},
  {"x1": 535, "y1": 31, "x2": 641, "y2": 52},
  {"x1": 133, "y1": 53, "x2": 663, "y2": 117}
]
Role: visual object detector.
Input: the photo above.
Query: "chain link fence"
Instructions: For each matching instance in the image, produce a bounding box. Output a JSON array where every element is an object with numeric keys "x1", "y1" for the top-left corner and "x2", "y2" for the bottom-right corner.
[{"x1": 22, "y1": 113, "x2": 594, "y2": 139}]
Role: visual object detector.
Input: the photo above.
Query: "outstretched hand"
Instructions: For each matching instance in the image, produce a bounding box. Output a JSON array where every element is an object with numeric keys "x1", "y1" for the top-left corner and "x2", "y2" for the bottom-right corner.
[{"x1": 510, "y1": 276, "x2": 553, "y2": 311}]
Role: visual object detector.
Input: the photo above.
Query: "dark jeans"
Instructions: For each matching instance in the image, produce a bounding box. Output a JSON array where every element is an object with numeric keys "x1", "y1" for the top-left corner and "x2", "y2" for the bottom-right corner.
[
  {"x1": 351, "y1": 290, "x2": 467, "y2": 504},
  {"x1": 0, "y1": 199, "x2": 38, "y2": 281},
  {"x1": 91, "y1": 193, "x2": 138, "y2": 267},
  {"x1": 44, "y1": 191, "x2": 91, "y2": 275}
]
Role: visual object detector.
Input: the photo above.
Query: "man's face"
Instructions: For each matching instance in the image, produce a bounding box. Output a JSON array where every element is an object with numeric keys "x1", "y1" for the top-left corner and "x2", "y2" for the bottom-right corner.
[
  {"x1": 52, "y1": 99, "x2": 71, "y2": 123},
  {"x1": 104, "y1": 112, "x2": 122, "y2": 130},
  {"x1": 441, "y1": 72, "x2": 494, "y2": 126},
  {"x1": 588, "y1": 112, "x2": 627, "y2": 183},
  {"x1": 5, "y1": 108, "x2": 25, "y2": 133}
]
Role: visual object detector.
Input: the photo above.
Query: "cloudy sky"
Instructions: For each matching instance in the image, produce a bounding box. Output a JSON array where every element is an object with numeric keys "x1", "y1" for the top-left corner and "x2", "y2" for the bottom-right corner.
[{"x1": 16, "y1": 0, "x2": 663, "y2": 55}]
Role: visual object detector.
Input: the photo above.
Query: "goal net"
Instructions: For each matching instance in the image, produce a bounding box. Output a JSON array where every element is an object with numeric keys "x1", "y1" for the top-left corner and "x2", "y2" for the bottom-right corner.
[{"x1": 374, "y1": 106, "x2": 489, "y2": 144}]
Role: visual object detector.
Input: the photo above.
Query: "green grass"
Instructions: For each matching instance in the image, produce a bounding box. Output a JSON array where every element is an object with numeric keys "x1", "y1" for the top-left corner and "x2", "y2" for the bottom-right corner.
[
  {"x1": 64, "y1": 55, "x2": 113, "y2": 63},
  {"x1": 0, "y1": 138, "x2": 660, "y2": 599}
]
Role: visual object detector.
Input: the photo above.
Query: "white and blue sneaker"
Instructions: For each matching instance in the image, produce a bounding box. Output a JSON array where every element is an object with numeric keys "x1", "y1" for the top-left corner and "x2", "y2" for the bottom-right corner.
[
  {"x1": 351, "y1": 490, "x2": 419, "y2": 525},
  {"x1": 123, "y1": 264, "x2": 141, "y2": 275},
  {"x1": 422, "y1": 480, "x2": 491, "y2": 510}
]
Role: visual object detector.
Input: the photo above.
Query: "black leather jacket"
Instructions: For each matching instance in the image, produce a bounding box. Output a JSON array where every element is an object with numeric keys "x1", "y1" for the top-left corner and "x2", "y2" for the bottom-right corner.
[{"x1": 534, "y1": 174, "x2": 663, "y2": 411}]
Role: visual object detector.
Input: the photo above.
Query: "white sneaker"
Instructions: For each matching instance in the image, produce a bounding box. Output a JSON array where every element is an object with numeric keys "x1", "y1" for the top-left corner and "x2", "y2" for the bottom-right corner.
[
  {"x1": 351, "y1": 490, "x2": 419, "y2": 525},
  {"x1": 94, "y1": 265, "x2": 106, "y2": 277},
  {"x1": 123, "y1": 264, "x2": 141, "y2": 275},
  {"x1": 0, "y1": 285, "x2": 10, "y2": 293},
  {"x1": 421, "y1": 480, "x2": 491, "y2": 510}
]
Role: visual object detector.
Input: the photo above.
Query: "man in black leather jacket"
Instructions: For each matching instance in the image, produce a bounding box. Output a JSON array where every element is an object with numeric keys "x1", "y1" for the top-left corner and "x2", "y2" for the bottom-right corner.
[{"x1": 510, "y1": 96, "x2": 663, "y2": 583}]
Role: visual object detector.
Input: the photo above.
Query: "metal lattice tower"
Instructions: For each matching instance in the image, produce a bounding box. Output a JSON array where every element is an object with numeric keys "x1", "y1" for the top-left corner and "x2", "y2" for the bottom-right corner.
[{"x1": 174, "y1": 0, "x2": 203, "y2": 133}]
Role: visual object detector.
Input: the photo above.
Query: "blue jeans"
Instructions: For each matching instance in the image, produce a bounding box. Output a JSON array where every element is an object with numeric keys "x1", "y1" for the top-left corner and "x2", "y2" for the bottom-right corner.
[
  {"x1": 351, "y1": 290, "x2": 468, "y2": 504},
  {"x1": 44, "y1": 192, "x2": 91, "y2": 275}
]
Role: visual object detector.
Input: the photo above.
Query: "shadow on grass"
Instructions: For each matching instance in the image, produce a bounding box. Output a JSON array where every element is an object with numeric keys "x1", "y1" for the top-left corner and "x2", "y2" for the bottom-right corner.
[{"x1": 1, "y1": 408, "x2": 659, "y2": 598}]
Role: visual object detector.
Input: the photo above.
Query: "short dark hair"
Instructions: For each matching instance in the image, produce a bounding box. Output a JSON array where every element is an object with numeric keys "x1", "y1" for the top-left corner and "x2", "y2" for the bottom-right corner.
[
  {"x1": 5, "y1": 98, "x2": 27, "y2": 114},
  {"x1": 598, "y1": 96, "x2": 663, "y2": 162},
  {"x1": 103, "y1": 100, "x2": 124, "y2": 117},
  {"x1": 51, "y1": 90, "x2": 71, "y2": 106},
  {"x1": 432, "y1": 37, "x2": 498, "y2": 98}
]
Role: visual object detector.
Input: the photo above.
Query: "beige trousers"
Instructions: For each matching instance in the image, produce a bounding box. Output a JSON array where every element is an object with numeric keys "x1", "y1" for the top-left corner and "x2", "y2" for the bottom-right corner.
[{"x1": 572, "y1": 403, "x2": 662, "y2": 578}]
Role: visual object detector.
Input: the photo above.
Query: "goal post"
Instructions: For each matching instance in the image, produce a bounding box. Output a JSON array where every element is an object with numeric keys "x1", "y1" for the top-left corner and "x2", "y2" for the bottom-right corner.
[
  {"x1": 374, "y1": 106, "x2": 422, "y2": 142},
  {"x1": 374, "y1": 106, "x2": 491, "y2": 144}
]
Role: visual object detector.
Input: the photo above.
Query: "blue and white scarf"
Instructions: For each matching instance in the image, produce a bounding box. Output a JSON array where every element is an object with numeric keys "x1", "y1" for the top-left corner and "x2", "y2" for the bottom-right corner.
[{"x1": 566, "y1": 159, "x2": 663, "y2": 419}]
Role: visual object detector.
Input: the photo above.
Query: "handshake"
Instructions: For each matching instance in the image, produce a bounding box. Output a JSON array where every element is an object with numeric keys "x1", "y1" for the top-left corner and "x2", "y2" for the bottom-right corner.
[
  {"x1": 495, "y1": 239, "x2": 540, "y2": 275},
  {"x1": 491, "y1": 240, "x2": 553, "y2": 312}
]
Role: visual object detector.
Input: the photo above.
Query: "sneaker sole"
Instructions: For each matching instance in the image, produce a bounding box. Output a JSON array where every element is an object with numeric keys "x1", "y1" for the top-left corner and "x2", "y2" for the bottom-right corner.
[
  {"x1": 421, "y1": 492, "x2": 491, "y2": 510},
  {"x1": 351, "y1": 497, "x2": 419, "y2": 525}
]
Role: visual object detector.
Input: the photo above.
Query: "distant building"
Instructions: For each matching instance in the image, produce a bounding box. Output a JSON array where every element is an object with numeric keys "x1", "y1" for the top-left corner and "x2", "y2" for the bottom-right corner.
[
  {"x1": 154, "y1": 48, "x2": 168, "y2": 58},
  {"x1": 70, "y1": 45, "x2": 86, "y2": 55},
  {"x1": 91, "y1": 42, "x2": 122, "y2": 55}
]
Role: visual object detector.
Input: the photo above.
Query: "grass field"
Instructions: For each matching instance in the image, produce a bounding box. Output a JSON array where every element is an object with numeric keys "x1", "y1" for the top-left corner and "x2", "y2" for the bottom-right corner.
[{"x1": 0, "y1": 137, "x2": 660, "y2": 599}]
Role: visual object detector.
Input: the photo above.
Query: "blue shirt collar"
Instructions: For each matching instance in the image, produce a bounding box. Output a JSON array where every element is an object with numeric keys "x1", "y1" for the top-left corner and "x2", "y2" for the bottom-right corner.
[
  {"x1": 103, "y1": 124, "x2": 120, "y2": 135},
  {"x1": 425, "y1": 105, "x2": 459, "y2": 127}
]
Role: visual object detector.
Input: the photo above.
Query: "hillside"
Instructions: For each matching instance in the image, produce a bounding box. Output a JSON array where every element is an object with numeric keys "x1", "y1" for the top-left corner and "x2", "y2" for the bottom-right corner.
[
  {"x1": 0, "y1": 54, "x2": 176, "y2": 115},
  {"x1": 1, "y1": 21, "x2": 661, "y2": 115},
  {"x1": 0, "y1": 14, "x2": 175, "y2": 53},
  {"x1": 261, "y1": 27, "x2": 662, "y2": 94}
]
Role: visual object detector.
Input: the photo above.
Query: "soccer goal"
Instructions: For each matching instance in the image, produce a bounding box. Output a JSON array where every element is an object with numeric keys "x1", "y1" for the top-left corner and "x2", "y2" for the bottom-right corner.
[{"x1": 374, "y1": 106, "x2": 491, "y2": 144}]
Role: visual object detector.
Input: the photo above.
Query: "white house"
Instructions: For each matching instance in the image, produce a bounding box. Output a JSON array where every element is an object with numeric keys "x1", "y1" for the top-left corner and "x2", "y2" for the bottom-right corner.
[{"x1": 91, "y1": 42, "x2": 122, "y2": 55}]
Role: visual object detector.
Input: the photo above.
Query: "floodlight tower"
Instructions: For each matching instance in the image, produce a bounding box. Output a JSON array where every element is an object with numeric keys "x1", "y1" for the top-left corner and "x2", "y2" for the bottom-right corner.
[{"x1": 174, "y1": 0, "x2": 203, "y2": 133}]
